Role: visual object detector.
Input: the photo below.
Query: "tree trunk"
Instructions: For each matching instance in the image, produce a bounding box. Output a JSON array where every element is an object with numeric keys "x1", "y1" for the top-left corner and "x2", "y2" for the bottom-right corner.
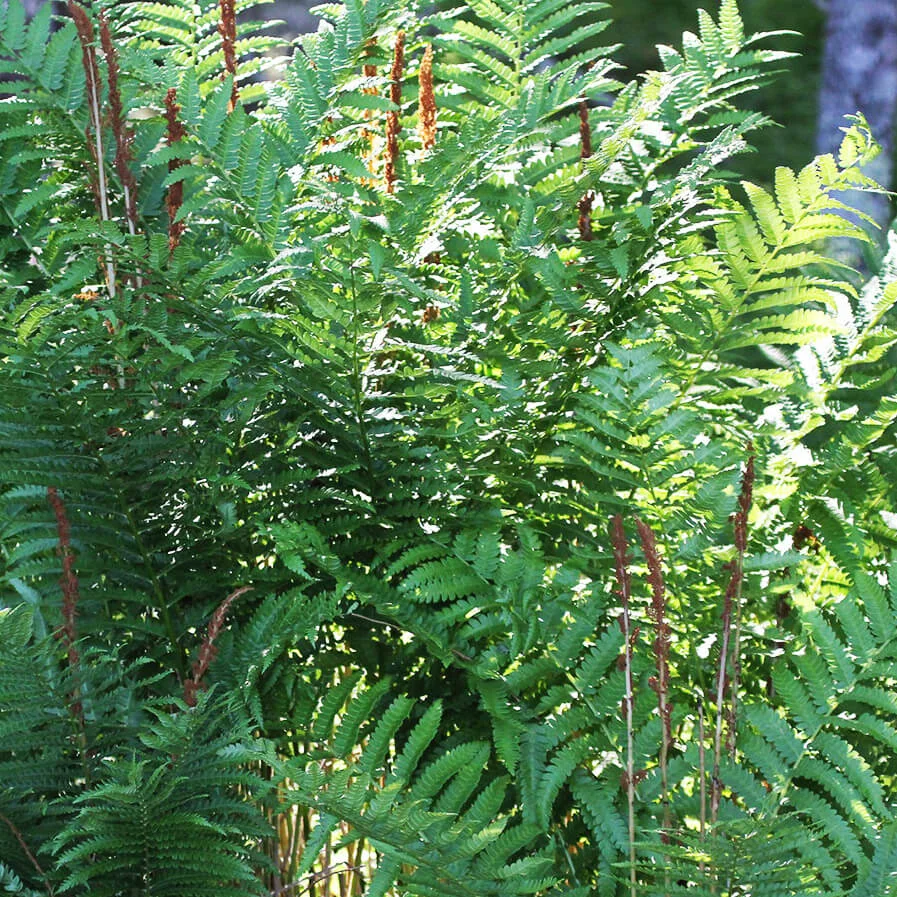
[{"x1": 816, "y1": 0, "x2": 897, "y2": 267}]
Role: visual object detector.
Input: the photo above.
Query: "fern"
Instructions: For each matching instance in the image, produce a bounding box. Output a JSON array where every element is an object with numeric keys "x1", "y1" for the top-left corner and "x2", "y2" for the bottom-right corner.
[
  {"x1": 0, "y1": 863, "x2": 42, "y2": 897},
  {"x1": 736, "y1": 544, "x2": 897, "y2": 892},
  {"x1": 53, "y1": 694, "x2": 272, "y2": 897},
  {"x1": 2, "y1": 0, "x2": 897, "y2": 894},
  {"x1": 285, "y1": 682, "x2": 555, "y2": 897}
]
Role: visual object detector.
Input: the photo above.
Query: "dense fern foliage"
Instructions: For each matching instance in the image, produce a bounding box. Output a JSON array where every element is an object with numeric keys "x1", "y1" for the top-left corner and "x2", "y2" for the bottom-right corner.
[{"x1": 1, "y1": 0, "x2": 896, "y2": 894}]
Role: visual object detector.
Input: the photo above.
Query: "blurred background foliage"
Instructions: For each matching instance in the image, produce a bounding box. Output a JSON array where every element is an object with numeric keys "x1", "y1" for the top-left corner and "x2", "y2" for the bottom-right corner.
[{"x1": 606, "y1": 0, "x2": 826, "y2": 184}]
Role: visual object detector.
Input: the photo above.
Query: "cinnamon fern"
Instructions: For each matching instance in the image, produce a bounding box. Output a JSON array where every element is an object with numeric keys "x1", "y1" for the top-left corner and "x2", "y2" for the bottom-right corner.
[{"x1": 1, "y1": 0, "x2": 895, "y2": 894}]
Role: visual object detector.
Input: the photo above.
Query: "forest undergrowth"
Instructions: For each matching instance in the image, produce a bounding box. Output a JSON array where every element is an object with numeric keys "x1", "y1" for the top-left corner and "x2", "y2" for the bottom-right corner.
[{"x1": 0, "y1": 0, "x2": 896, "y2": 894}]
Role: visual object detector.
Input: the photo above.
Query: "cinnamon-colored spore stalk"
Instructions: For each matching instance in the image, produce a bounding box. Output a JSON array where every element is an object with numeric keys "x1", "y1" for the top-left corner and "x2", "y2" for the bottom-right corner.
[
  {"x1": 384, "y1": 31, "x2": 405, "y2": 193},
  {"x1": 418, "y1": 44, "x2": 436, "y2": 150}
]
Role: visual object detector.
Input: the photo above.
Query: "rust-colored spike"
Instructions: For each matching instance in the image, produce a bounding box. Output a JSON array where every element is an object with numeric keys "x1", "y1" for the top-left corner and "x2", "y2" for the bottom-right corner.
[
  {"x1": 577, "y1": 193, "x2": 594, "y2": 241},
  {"x1": 579, "y1": 100, "x2": 592, "y2": 160},
  {"x1": 384, "y1": 30, "x2": 405, "y2": 193},
  {"x1": 68, "y1": 4, "x2": 103, "y2": 217},
  {"x1": 418, "y1": 44, "x2": 436, "y2": 150},
  {"x1": 183, "y1": 587, "x2": 252, "y2": 707},
  {"x1": 99, "y1": 13, "x2": 139, "y2": 235},
  {"x1": 69, "y1": 2, "x2": 119, "y2": 297},
  {"x1": 362, "y1": 39, "x2": 379, "y2": 178},
  {"x1": 218, "y1": 0, "x2": 239, "y2": 112},
  {"x1": 577, "y1": 100, "x2": 594, "y2": 240},
  {"x1": 164, "y1": 88, "x2": 187, "y2": 254},
  {"x1": 362, "y1": 38, "x2": 378, "y2": 90}
]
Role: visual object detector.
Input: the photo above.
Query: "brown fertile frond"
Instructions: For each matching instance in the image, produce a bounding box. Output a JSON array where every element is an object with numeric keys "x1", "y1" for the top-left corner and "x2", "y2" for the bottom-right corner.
[
  {"x1": 68, "y1": 4, "x2": 102, "y2": 212},
  {"x1": 578, "y1": 193, "x2": 594, "y2": 241},
  {"x1": 577, "y1": 100, "x2": 594, "y2": 240},
  {"x1": 362, "y1": 38, "x2": 379, "y2": 93},
  {"x1": 579, "y1": 100, "x2": 592, "y2": 160},
  {"x1": 362, "y1": 39, "x2": 379, "y2": 177},
  {"x1": 218, "y1": 0, "x2": 239, "y2": 112},
  {"x1": 164, "y1": 88, "x2": 187, "y2": 254},
  {"x1": 99, "y1": 13, "x2": 139, "y2": 235},
  {"x1": 418, "y1": 44, "x2": 436, "y2": 150},
  {"x1": 183, "y1": 586, "x2": 252, "y2": 706},
  {"x1": 385, "y1": 30, "x2": 405, "y2": 193}
]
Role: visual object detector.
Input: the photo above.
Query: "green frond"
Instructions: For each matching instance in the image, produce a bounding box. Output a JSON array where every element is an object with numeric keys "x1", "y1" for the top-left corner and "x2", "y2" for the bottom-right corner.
[
  {"x1": 53, "y1": 695, "x2": 271, "y2": 897},
  {"x1": 2, "y1": 1, "x2": 897, "y2": 894},
  {"x1": 0, "y1": 862, "x2": 42, "y2": 897},
  {"x1": 285, "y1": 683, "x2": 551, "y2": 897}
]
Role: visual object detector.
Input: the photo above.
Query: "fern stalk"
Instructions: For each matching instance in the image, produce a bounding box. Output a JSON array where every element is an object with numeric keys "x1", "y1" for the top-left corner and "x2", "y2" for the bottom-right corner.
[
  {"x1": 385, "y1": 31, "x2": 405, "y2": 194},
  {"x1": 218, "y1": 0, "x2": 239, "y2": 111},
  {"x1": 611, "y1": 515, "x2": 637, "y2": 897},
  {"x1": 636, "y1": 519, "x2": 673, "y2": 851},
  {"x1": 68, "y1": 1, "x2": 116, "y2": 299},
  {"x1": 183, "y1": 586, "x2": 252, "y2": 706},
  {"x1": 418, "y1": 44, "x2": 436, "y2": 150},
  {"x1": 164, "y1": 87, "x2": 187, "y2": 254},
  {"x1": 711, "y1": 451, "x2": 755, "y2": 822},
  {"x1": 698, "y1": 697, "x2": 708, "y2": 847},
  {"x1": 0, "y1": 812, "x2": 53, "y2": 896}
]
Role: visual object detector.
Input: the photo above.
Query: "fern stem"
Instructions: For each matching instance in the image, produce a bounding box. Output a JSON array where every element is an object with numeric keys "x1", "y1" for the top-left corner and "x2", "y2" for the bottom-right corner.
[
  {"x1": 68, "y1": 2, "x2": 116, "y2": 299},
  {"x1": 418, "y1": 45, "x2": 436, "y2": 150},
  {"x1": 711, "y1": 615, "x2": 731, "y2": 820},
  {"x1": 697, "y1": 696, "x2": 709, "y2": 884},
  {"x1": 0, "y1": 812, "x2": 53, "y2": 896},
  {"x1": 710, "y1": 450, "x2": 754, "y2": 822},
  {"x1": 270, "y1": 862, "x2": 364, "y2": 897},
  {"x1": 636, "y1": 517, "x2": 673, "y2": 883},
  {"x1": 218, "y1": 0, "x2": 239, "y2": 112},
  {"x1": 611, "y1": 515, "x2": 637, "y2": 897},
  {"x1": 384, "y1": 31, "x2": 405, "y2": 194}
]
